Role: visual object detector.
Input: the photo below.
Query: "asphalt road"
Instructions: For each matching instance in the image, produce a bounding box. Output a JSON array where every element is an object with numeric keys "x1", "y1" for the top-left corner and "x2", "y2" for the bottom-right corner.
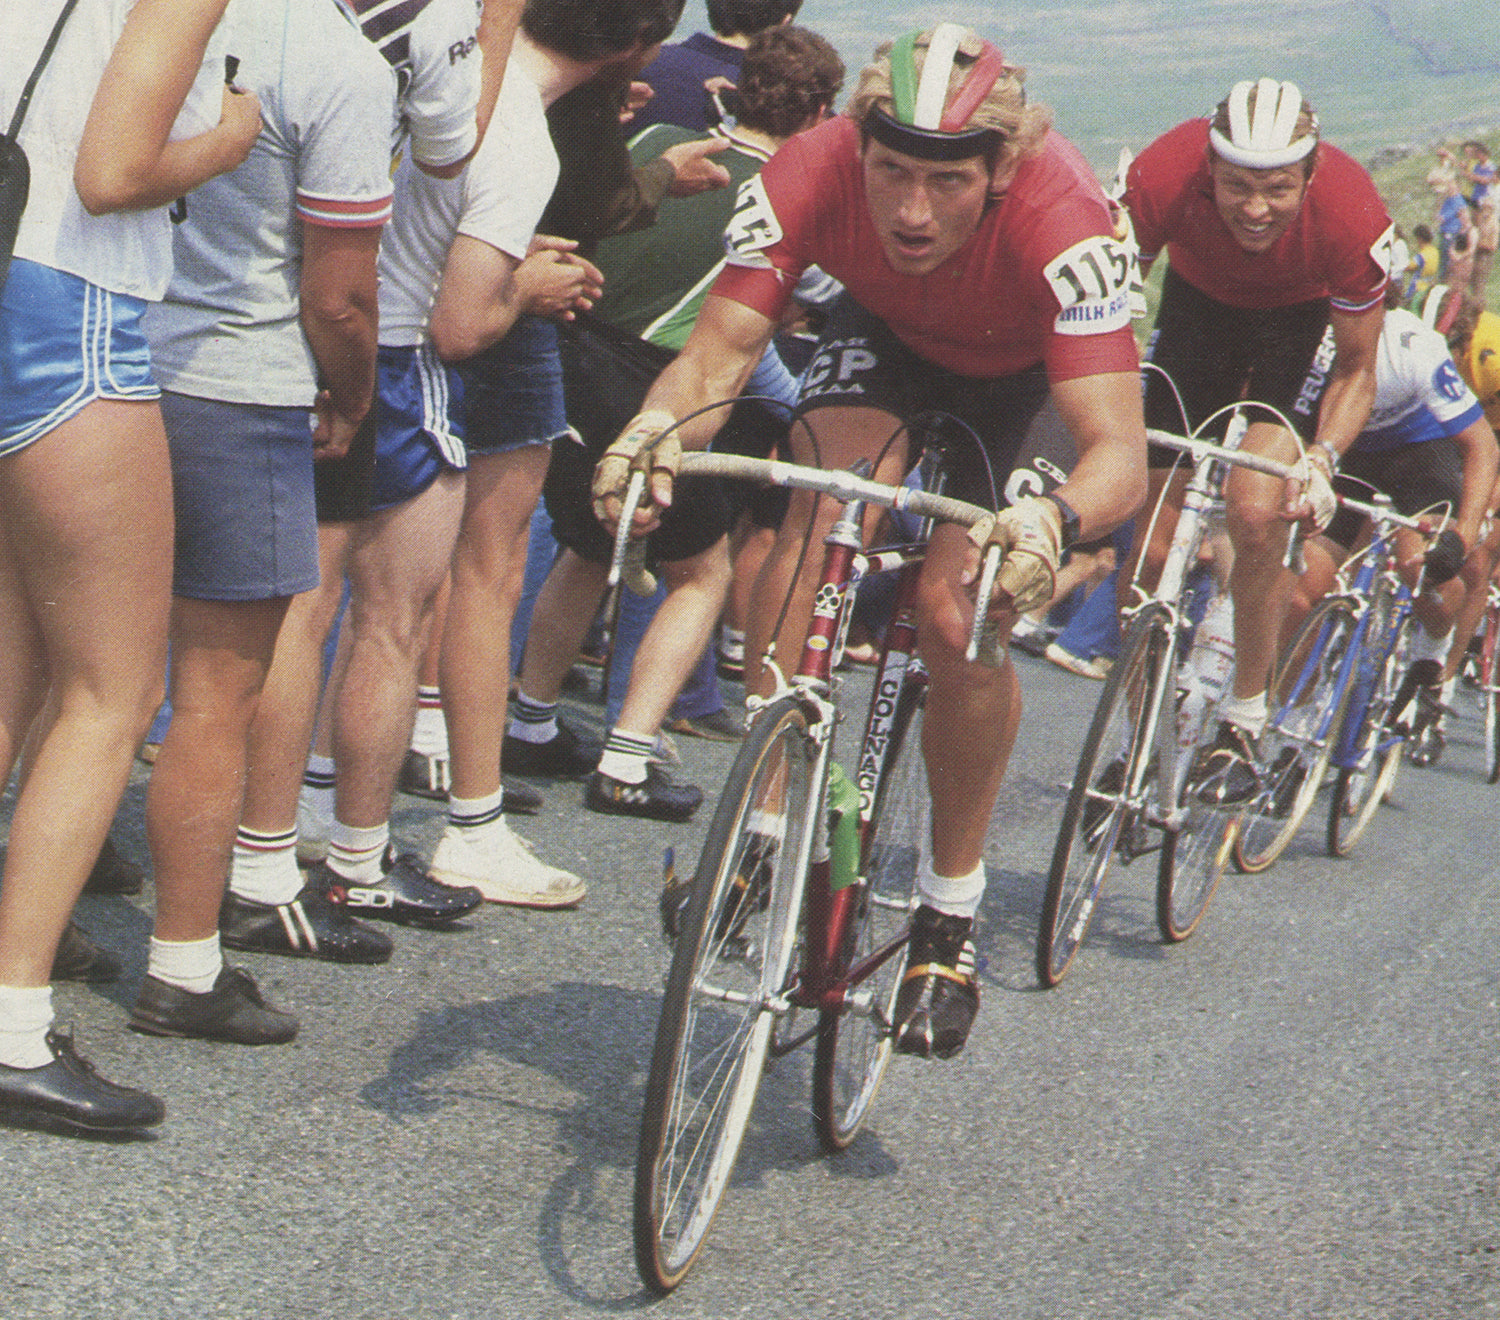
[{"x1": 3, "y1": 650, "x2": 1496, "y2": 1320}]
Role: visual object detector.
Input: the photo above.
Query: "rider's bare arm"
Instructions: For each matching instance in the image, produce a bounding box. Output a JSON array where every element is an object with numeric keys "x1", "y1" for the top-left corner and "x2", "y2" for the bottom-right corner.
[
  {"x1": 1046, "y1": 369, "x2": 1150, "y2": 538},
  {"x1": 1314, "y1": 302, "x2": 1384, "y2": 460},
  {"x1": 640, "y1": 294, "x2": 780, "y2": 448},
  {"x1": 1451, "y1": 414, "x2": 1500, "y2": 549}
]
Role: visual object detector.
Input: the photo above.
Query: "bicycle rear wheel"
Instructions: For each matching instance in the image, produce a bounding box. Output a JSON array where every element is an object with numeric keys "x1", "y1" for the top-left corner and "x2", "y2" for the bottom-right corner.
[
  {"x1": 1327, "y1": 611, "x2": 1410, "y2": 858},
  {"x1": 1233, "y1": 597, "x2": 1359, "y2": 873},
  {"x1": 635, "y1": 696, "x2": 817, "y2": 1294},
  {"x1": 812, "y1": 679, "x2": 926, "y2": 1153},
  {"x1": 1040, "y1": 609, "x2": 1169, "y2": 987}
]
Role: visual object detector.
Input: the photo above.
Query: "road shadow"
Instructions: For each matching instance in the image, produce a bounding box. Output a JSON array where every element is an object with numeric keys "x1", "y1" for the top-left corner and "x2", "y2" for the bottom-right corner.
[{"x1": 358, "y1": 979, "x2": 898, "y2": 1309}]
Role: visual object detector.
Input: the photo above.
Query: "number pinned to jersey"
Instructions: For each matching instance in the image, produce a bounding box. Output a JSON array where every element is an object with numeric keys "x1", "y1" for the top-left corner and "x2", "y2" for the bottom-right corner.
[
  {"x1": 1369, "y1": 223, "x2": 1396, "y2": 280},
  {"x1": 724, "y1": 176, "x2": 784, "y2": 268},
  {"x1": 1045, "y1": 235, "x2": 1134, "y2": 336}
]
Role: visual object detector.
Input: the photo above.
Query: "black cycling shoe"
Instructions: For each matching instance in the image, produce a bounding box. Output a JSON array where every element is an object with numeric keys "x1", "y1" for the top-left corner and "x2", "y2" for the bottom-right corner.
[
  {"x1": 0, "y1": 1031, "x2": 164, "y2": 1134},
  {"x1": 1190, "y1": 720, "x2": 1261, "y2": 805},
  {"x1": 129, "y1": 966, "x2": 298, "y2": 1045},
  {"x1": 316, "y1": 852, "x2": 482, "y2": 928},
  {"x1": 585, "y1": 764, "x2": 704, "y2": 822},
  {"x1": 892, "y1": 905, "x2": 979, "y2": 1061},
  {"x1": 50, "y1": 922, "x2": 121, "y2": 984},
  {"x1": 83, "y1": 836, "x2": 145, "y2": 896},
  {"x1": 219, "y1": 884, "x2": 393, "y2": 964},
  {"x1": 502, "y1": 719, "x2": 603, "y2": 779}
]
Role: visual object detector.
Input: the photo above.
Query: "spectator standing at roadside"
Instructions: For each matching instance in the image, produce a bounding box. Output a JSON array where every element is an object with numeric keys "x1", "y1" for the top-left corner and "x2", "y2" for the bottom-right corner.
[{"x1": 628, "y1": 0, "x2": 804, "y2": 134}]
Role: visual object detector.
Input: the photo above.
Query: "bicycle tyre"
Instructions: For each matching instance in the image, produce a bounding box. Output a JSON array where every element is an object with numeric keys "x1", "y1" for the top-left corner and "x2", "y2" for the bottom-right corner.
[
  {"x1": 812, "y1": 679, "x2": 926, "y2": 1153},
  {"x1": 1233, "y1": 597, "x2": 1359, "y2": 873},
  {"x1": 1326, "y1": 609, "x2": 1410, "y2": 858},
  {"x1": 1155, "y1": 795, "x2": 1236, "y2": 943},
  {"x1": 1040, "y1": 608, "x2": 1170, "y2": 987},
  {"x1": 634, "y1": 696, "x2": 818, "y2": 1294},
  {"x1": 1483, "y1": 607, "x2": 1500, "y2": 784}
]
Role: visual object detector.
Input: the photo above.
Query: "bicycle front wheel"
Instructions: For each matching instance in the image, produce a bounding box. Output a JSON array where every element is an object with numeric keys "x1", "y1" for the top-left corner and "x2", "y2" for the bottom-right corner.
[
  {"x1": 1040, "y1": 609, "x2": 1170, "y2": 987},
  {"x1": 812, "y1": 679, "x2": 926, "y2": 1153},
  {"x1": 1233, "y1": 597, "x2": 1359, "y2": 874},
  {"x1": 635, "y1": 696, "x2": 817, "y2": 1294}
]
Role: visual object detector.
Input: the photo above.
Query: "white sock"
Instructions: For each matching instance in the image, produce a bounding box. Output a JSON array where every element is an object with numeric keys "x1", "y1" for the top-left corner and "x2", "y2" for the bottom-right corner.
[
  {"x1": 147, "y1": 934, "x2": 223, "y2": 995},
  {"x1": 448, "y1": 788, "x2": 509, "y2": 846},
  {"x1": 298, "y1": 753, "x2": 336, "y2": 844},
  {"x1": 229, "y1": 825, "x2": 304, "y2": 905},
  {"x1": 410, "y1": 686, "x2": 448, "y2": 757},
  {"x1": 1219, "y1": 690, "x2": 1268, "y2": 738},
  {"x1": 597, "y1": 728, "x2": 654, "y2": 785},
  {"x1": 1410, "y1": 625, "x2": 1454, "y2": 668},
  {"x1": 508, "y1": 691, "x2": 559, "y2": 744},
  {"x1": 326, "y1": 820, "x2": 389, "y2": 883},
  {"x1": 0, "y1": 984, "x2": 55, "y2": 1069},
  {"x1": 917, "y1": 860, "x2": 985, "y2": 919}
]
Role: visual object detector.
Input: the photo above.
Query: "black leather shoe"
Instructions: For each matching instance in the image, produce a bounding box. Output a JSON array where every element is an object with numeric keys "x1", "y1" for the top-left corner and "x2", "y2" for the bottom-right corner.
[
  {"x1": 316, "y1": 853, "x2": 482, "y2": 927},
  {"x1": 83, "y1": 836, "x2": 145, "y2": 896},
  {"x1": 396, "y1": 751, "x2": 543, "y2": 814},
  {"x1": 50, "y1": 921, "x2": 121, "y2": 984},
  {"x1": 502, "y1": 719, "x2": 603, "y2": 779},
  {"x1": 0, "y1": 1031, "x2": 164, "y2": 1133},
  {"x1": 585, "y1": 764, "x2": 703, "y2": 822},
  {"x1": 130, "y1": 966, "x2": 298, "y2": 1045},
  {"x1": 220, "y1": 884, "x2": 393, "y2": 964},
  {"x1": 892, "y1": 906, "x2": 979, "y2": 1061}
]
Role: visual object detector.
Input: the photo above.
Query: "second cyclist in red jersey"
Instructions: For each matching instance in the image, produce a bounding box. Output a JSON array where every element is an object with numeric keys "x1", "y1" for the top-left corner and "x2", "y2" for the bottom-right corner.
[{"x1": 1122, "y1": 78, "x2": 1394, "y2": 803}]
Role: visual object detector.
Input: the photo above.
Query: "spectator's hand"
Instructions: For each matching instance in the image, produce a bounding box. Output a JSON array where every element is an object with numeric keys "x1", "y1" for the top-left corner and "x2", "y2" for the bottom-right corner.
[
  {"x1": 311, "y1": 390, "x2": 361, "y2": 460},
  {"x1": 516, "y1": 236, "x2": 604, "y2": 320},
  {"x1": 703, "y1": 75, "x2": 736, "y2": 99},
  {"x1": 620, "y1": 81, "x2": 653, "y2": 124},
  {"x1": 592, "y1": 410, "x2": 680, "y2": 536},
  {"x1": 214, "y1": 82, "x2": 263, "y2": 171},
  {"x1": 662, "y1": 137, "x2": 732, "y2": 197},
  {"x1": 961, "y1": 496, "x2": 1063, "y2": 615}
]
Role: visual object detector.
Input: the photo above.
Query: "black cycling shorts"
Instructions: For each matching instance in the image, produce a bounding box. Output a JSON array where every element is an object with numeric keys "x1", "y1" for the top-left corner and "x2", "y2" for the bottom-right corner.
[
  {"x1": 796, "y1": 294, "x2": 1081, "y2": 513},
  {"x1": 1323, "y1": 436, "x2": 1465, "y2": 549},
  {"x1": 1144, "y1": 266, "x2": 1332, "y2": 466},
  {"x1": 545, "y1": 315, "x2": 728, "y2": 566}
]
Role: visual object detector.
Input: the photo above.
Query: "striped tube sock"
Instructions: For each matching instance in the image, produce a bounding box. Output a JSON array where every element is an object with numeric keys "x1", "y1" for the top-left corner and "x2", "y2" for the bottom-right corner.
[
  {"x1": 326, "y1": 821, "x2": 389, "y2": 883},
  {"x1": 448, "y1": 787, "x2": 507, "y2": 846},
  {"x1": 918, "y1": 860, "x2": 986, "y2": 919},
  {"x1": 298, "y1": 753, "x2": 336, "y2": 841},
  {"x1": 508, "y1": 691, "x2": 559, "y2": 744},
  {"x1": 229, "y1": 825, "x2": 304, "y2": 905},
  {"x1": 410, "y1": 685, "x2": 448, "y2": 757},
  {"x1": 596, "y1": 729, "x2": 655, "y2": 785}
]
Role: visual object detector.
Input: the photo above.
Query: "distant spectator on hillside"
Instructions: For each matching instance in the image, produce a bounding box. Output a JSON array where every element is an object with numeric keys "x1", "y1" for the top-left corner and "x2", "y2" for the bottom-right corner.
[
  {"x1": 1472, "y1": 196, "x2": 1497, "y2": 304},
  {"x1": 1439, "y1": 139, "x2": 1496, "y2": 207},
  {"x1": 1409, "y1": 222, "x2": 1441, "y2": 305},
  {"x1": 627, "y1": 0, "x2": 804, "y2": 133},
  {"x1": 1432, "y1": 165, "x2": 1470, "y2": 277}
]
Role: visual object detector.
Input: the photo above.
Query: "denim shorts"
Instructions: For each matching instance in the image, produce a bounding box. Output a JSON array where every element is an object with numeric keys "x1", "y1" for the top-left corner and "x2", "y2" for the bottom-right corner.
[
  {"x1": 162, "y1": 392, "x2": 319, "y2": 601},
  {"x1": 456, "y1": 314, "x2": 573, "y2": 454},
  {"x1": 0, "y1": 259, "x2": 159, "y2": 456}
]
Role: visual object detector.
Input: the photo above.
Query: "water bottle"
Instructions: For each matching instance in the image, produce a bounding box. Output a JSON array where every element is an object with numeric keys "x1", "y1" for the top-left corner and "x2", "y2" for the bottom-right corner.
[{"x1": 1177, "y1": 590, "x2": 1236, "y2": 756}]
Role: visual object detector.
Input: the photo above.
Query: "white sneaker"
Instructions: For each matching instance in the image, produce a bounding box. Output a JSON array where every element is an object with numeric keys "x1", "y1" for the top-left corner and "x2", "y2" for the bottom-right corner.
[
  {"x1": 428, "y1": 823, "x2": 585, "y2": 909},
  {"x1": 1044, "y1": 642, "x2": 1112, "y2": 681}
]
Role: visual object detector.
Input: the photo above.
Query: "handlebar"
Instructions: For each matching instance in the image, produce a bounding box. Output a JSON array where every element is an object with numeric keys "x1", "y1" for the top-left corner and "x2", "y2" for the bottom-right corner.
[{"x1": 609, "y1": 452, "x2": 1003, "y2": 662}]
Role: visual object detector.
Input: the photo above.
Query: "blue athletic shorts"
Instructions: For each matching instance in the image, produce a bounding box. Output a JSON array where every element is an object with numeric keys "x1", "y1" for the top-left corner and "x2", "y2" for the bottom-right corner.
[
  {"x1": 457, "y1": 314, "x2": 573, "y2": 454},
  {"x1": 0, "y1": 259, "x2": 159, "y2": 456},
  {"x1": 162, "y1": 392, "x2": 319, "y2": 601},
  {"x1": 370, "y1": 342, "x2": 467, "y2": 512}
]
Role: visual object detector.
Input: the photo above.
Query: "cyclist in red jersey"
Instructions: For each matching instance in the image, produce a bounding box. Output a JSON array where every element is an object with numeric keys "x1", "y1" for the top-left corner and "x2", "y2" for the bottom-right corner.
[
  {"x1": 1122, "y1": 78, "x2": 1395, "y2": 802},
  {"x1": 594, "y1": 24, "x2": 1146, "y2": 1058}
]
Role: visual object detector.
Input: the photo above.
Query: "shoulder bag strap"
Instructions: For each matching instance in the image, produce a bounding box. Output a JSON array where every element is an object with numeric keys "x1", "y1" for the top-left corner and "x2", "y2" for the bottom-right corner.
[{"x1": 8, "y1": 0, "x2": 83, "y2": 141}]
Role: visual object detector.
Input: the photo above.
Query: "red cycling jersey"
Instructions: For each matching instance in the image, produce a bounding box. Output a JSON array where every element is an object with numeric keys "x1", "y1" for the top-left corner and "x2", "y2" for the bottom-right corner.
[
  {"x1": 710, "y1": 115, "x2": 1139, "y2": 383},
  {"x1": 1124, "y1": 118, "x2": 1393, "y2": 313}
]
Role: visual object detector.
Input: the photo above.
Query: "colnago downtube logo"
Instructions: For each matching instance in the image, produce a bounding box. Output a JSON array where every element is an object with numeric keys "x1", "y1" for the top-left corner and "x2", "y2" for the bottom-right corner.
[{"x1": 857, "y1": 667, "x2": 906, "y2": 815}]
